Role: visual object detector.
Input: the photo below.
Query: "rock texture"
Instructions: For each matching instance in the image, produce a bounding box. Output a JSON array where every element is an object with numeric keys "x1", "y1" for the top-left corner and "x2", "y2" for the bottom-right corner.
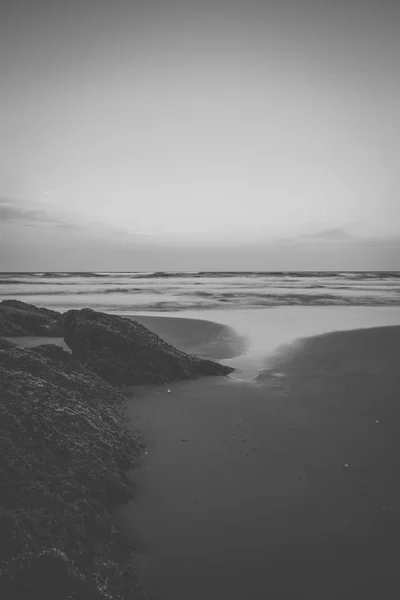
[
  {"x1": 0, "y1": 337, "x2": 15, "y2": 349},
  {"x1": 0, "y1": 345, "x2": 143, "y2": 599},
  {"x1": 62, "y1": 308, "x2": 234, "y2": 385},
  {"x1": 0, "y1": 300, "x2": 61, "y2": 336},
  {"x1": 0, "y1": 344, "x2": 124, "y2": 405},
  {"x1": 1, "y1": 302, "x2": 234, "y2": 599}
]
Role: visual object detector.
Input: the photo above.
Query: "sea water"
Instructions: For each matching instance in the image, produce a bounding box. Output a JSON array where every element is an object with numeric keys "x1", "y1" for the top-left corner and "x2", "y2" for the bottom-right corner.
[
  {"x1": 1, "y1": 271, "x2": 400, "y2": 313},
  {"x1": 3, "y1": 272, "x2": 400, "y2": 381}
]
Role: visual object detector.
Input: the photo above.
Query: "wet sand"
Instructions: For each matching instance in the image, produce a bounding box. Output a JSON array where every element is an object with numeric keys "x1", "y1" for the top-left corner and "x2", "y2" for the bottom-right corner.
[
  {"x1": 115, "y1": 324, "x2": 400, "y2": 599},
  {"x1": 4, "y1": 315, "x2": 246, "y2": 361},
  {"x1": 127, "y1": 314, "x2": 246, "y2": 359}
]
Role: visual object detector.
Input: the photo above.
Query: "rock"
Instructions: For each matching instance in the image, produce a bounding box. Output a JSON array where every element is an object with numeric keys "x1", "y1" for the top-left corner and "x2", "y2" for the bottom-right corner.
[
  {"x1": 0, "y1": 509, "x2": 25, "y2": 561},
  {"x1": 0, "y1": 353, "x2": 140, "y2": 509},
  {"x1": 0, "y1": 302, "x2": 233, "y2": 598},
  {"x1": 61, "y1": 308, "x2": 234, "y2": 385},
  {"x1": 0, "y1": 344, "x2": 123, "y2": 405},
  {"x1": 0, "y1": 346, "x2": 142, "y2": 599},
  {"x1": 1, "y1": 299, "x2": 60, "y2": 318},
  {"x1": 0, "y1": 337, "x2": 16, "y2": 349},
  {"x1": 0, "y1": 300, "x2": 61, "y2": 336}
]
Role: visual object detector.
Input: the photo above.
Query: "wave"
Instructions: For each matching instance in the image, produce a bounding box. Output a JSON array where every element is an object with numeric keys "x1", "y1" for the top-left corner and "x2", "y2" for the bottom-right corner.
[
  {"x1": 0, "y1": 287, "x2": 162, "y2": 296},
  {"x1": 1, "y1": 270, "x2": 400, "y2": 281},
  {"x1": 3, "y1": 292, "x2": 399, "y2": 308},
  {"x1": 0, "y1": 280, "x2": 100, "y2": 285},
  {"x1": 40, "y1": 272, "x2": 74, "y2": 278},
  {"x1": 127, "y1": 270, "x2": 400, "y2": 280},
  {"x1": 123, "y1": 270, "x2": 375, "y2": 279},
  {"x1": 126, "y1": 295, "x2": 400, "y2": 309},
  {"x1": 2, "y1": 271, "x2": 400, "y2": 313}
]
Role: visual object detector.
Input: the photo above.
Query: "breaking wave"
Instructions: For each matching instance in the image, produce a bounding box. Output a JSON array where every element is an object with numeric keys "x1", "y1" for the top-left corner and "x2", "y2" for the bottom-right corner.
[{"x1": 1, "y1": 271, "x2": 400, "y2": 312}]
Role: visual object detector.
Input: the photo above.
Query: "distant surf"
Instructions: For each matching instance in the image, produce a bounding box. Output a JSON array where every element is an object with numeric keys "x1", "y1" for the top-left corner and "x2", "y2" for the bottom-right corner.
[{"x1": 1, "y1": 271, "x2": 400, "y2": 313}]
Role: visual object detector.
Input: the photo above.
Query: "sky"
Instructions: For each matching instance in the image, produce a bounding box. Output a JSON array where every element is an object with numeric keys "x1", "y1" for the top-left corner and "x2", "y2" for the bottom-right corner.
[{"x1": 1, "y1": 0, "x2": 399, "y2": 270}]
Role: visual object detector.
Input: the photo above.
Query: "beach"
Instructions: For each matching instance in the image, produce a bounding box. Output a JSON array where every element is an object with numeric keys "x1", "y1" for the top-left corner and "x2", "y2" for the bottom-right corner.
[
  {"x1": 113, "y1": 316, "x2": 400, "y2": 599},
  {"x1": 3, "y1": 314, "x2": 246, "y2": 360},
  {"x1": 3, "y1": 300, "x2": 400, "y2": 597},
  {"x1": 3, "y1": 0, "x2": 400, "y2": 594}
]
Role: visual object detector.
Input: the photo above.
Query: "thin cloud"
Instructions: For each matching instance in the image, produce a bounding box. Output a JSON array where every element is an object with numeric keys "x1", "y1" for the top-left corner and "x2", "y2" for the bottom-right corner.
[
  {"x1": 127, "y1": 230, "x2": 160, "y2": 236},
  {"x1": 0, "y1": 197, "x2": 151, "y2": 239},
  {"x1": 0, "y1": 198, "x2": 81, "y2": 229},
  {"x1": 302, "y1": 227, "x2": 354, "y2": 241}
]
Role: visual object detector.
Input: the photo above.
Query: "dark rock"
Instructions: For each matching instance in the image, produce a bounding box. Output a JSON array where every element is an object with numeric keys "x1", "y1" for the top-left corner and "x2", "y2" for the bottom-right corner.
[
  {"x1": 0, "y1": 300, "x2": 61, "y2": 336},
  {"x1": 0, "y1": 345, "x2": 123, "y2": 405},
  {"x1": 61, "y1": 308, "x2": 234, "y2": 385},
  {"x1": 0, "y1": 337, "x2": 15, "y2": 349},
  {"x1": 1, "y1": 299, "x2": 60, "y2": 319},
  {"x1": 0, "y1": 509, "x2": 25, "y2": 561},
  {"x1": 0, "y1": 302, "x2": 233, "y2": 599},
  {"x1": 0, "y1": 346, "x2": 142, "y2": 599}
]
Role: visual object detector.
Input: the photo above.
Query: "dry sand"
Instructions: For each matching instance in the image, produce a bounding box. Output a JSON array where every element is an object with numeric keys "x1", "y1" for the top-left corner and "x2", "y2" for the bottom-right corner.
[{"x1": 114, "y1": 323, "x2": 400, "y2": 600}]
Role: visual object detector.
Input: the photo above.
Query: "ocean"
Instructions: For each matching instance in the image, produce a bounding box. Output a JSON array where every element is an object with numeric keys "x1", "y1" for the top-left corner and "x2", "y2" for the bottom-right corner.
[{"x1": 1, "y1": 271, "x2": 400, "y2": 313}]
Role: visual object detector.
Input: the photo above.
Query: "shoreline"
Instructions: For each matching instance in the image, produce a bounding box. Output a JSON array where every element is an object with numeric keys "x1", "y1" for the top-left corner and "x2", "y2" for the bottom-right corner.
[
  {"x1": 3, "y1": 300, "x2": 400, "y2": 598},
  {"x1": 126, "y1": 314, "x2": 247, "y2": 360},
  {"x1": 3, "y1": 314, "x2": 247, "y2": 363},
  {"x1": 116, "y1": 322, "x2": 400, "y2": 599},
  {"x1": 6, "y1": 305, "x2": 400, "y2": 382},
  {"x1": 0, "y1": 303, "x2": 235, "y2": 600}
]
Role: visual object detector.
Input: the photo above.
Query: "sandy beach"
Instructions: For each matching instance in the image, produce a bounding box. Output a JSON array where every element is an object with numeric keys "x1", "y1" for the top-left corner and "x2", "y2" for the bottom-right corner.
[
  {"x1": 4, "y1": 314, "x2": 246, "y2": 360},
  {"x1": 114, "y1": 318, "x2": 400, "y2": 599},
  {"x1": 129, "y1": 315, "x2": 246, "y2": 360},
  {"x1": 5, "y1": 305, "x2": 400, "y2": 597}
]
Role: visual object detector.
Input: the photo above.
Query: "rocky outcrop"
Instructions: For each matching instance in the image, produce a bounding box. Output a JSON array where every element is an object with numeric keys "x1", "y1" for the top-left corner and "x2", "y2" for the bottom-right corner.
[
  {"x1": 0, "y1": 344, "x2": 124, "y2": 406},
  {"x1": 0, "y1": 300, "x2": 61, "y2": 336},
  {"x1": 0, "y1": 345, "x2": 143, "y2": 599},
  {"x1": 1, "y1": 302, "x2": 234, "y2": 598},
  {"x1": 61, "y1": 308, "x2": 234, "y2": 385},
  {"x1": 0, "y1": 338, "x2": 15, "y2": 349}
]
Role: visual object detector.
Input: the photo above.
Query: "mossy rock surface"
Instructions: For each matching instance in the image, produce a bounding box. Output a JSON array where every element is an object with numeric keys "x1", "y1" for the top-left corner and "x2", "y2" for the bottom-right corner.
[
  {"x1": 0, "y1": 346, "x2": 144, "y2": 599},
  {"x1": 0, "y1": 300, "x2": 61, "y2": 336},
  {"x1": 0, "y1": 302, "x2": 234, "y2": 599},
  {"x1": 62, "y1": 307, "x2": 234, "y2": 384}
]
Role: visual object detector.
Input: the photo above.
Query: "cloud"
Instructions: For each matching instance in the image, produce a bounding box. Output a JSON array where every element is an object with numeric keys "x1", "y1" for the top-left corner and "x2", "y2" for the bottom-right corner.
[
  {"x1": 0, "y1": 197, "x2": 163, "y2": 244},
  {"x1": 0, "y1": 197, "x2": 82, "y2": 229},
  {"x1": 302, "y1": 227, "x2": 353, "y2": 241},
  {"x1": 127, "y1": 231, "x2": 160, "y2": 236}
]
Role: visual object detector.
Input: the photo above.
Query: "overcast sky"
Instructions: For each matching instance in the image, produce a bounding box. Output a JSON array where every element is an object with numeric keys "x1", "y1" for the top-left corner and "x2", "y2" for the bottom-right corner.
[{"x1": 1, "y1": 0, "x2": 399, "y2": 270}]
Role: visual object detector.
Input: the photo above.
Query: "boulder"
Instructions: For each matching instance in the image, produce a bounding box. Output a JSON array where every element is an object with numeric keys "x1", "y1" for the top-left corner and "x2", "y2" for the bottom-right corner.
[
  {"x1": 61, "y1": 308, "x2": 234, "y2": 385},
  {"x1": 0, "y1": 300, "x2": 61, "y2": 336}
]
